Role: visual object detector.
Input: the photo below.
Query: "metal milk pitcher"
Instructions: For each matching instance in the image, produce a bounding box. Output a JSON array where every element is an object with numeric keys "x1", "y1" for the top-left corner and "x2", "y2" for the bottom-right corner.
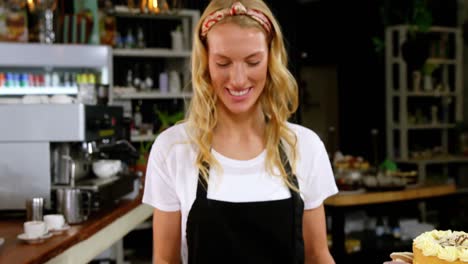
[{"x1": 56, "y1": 188, "x2": 91, "y2": 224}]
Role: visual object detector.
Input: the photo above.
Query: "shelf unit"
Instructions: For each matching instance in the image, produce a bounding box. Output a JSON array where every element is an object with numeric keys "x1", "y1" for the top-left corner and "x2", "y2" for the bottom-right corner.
[
  {"x1": 113, "y1": 48, "x2": 191, "y2": 58},
  {"x1": 385, "y1": 25, "x2": 464, "y2": 182},
  {"x1": 0, "y1": 43, "x2": 112, "y2": 103},
  {"x1": 113, "y1": 87, "x2": 193, "y2": 100},
  {"x1": 110, "y1": 9, "x2": 200, "y2": 142},
  {"x1": 111, "y1": 8, "x2": 199, "y2": 91}
]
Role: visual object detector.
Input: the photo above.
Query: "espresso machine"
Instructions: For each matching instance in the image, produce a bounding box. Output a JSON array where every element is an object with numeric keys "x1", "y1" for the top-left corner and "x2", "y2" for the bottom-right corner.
[{"x1": 0, "y1": 104, "x2": 138, "y2": 218}]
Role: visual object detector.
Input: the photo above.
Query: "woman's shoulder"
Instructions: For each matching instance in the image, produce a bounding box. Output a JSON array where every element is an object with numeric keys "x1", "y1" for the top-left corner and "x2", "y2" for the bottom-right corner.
[
  {"x1": 156, "y1": 122, "x2": 188, "y2": 140},
  {"x1": 153, "y1": 122, "x2": 193, "y2": 151},
  {"x1": 286, "y1": 122, "x2": 323, "y2": 146}
]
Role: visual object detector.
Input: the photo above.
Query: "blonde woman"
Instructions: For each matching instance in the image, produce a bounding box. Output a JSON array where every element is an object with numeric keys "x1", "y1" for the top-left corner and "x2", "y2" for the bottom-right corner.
[{"x1": 143, "y1": 0, "x2": 338, "y2": 263}]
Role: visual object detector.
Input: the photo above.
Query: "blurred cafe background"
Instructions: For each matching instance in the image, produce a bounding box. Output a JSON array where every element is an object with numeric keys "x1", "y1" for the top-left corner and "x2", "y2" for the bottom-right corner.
[{"x1": 0, "y1": 0, "x2": 467, "y2": 263}]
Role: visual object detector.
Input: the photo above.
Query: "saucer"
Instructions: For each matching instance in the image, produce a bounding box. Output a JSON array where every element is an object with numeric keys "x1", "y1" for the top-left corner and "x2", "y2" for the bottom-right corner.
[
  {"x1": 49, "y1": 224, "x2": 70, "y2": 235},
  {"x1": 17, "y1": 232, "x2": 53, "y2": 244}
]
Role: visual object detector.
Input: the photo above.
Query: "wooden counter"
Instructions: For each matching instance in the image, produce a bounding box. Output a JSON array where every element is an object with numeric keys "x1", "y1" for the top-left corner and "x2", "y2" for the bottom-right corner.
[
  {"x1": 324, "y1": 183, "x2": 460, "y2": 263},
  {"x1": 0, "y1": 195, "x2": 153, "y2": 264},
  {"x1": 325, "y1": 183, "x2": 457, "y2": 207}
]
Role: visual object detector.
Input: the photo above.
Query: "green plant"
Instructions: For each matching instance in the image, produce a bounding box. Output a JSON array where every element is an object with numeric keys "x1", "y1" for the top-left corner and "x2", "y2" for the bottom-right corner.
[
  {"x1": 421, "y1": 62, "x2": 439, "y2": 76},
  {"x1": 409, "y1": 0, "x2": 432, "y2": 34},
  {"x1": 379, "y1": 159, "x2": 398, "y2": 172},
  {"x1": 155, "y1": 109, "x2": 185, "y2": 132},
  {"x1": 372, "y1": 0, "x2": 432, "y2": 56},
  {"x1": 137, "y1": 141, "x2": 152, "y2": 165},
  {"x1": 372, "y1": 37, "x2": 385, "y2": 54}
]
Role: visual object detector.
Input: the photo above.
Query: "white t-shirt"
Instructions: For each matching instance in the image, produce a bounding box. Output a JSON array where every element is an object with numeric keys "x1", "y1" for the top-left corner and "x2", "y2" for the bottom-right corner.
[{"x1": 142, "y1": 122, "x2": 338, "y2": 263}]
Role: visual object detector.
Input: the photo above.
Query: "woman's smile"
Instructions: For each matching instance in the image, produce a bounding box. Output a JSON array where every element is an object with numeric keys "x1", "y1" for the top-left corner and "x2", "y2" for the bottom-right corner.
[{"x1": 226, "y1": 87, "x2": 252, "y2": 98}]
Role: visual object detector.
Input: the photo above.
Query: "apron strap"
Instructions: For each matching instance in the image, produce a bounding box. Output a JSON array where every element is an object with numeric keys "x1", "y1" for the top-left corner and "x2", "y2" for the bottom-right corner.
[
  {"x1": 196, "y1": 162, "x2": 209, "y2": 199},
  {"x1": 279, "y1": 145, "x2": 305, "y2": 263}
]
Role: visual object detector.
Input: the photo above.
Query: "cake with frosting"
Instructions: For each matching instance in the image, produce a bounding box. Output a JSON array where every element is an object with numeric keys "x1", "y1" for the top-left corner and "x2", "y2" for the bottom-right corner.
[{"x1": 413, "y1": 230, "x2": 468, "y2": 264}]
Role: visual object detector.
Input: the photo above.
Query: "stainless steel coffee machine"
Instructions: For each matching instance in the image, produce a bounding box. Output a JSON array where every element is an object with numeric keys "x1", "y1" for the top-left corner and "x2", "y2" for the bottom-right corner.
[{"x1": 0, "y1": 104, "x2": 137, "y2": 214}]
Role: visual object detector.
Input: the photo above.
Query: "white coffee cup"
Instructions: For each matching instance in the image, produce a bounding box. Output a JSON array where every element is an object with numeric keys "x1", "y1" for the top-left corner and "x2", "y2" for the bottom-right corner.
[
  {"x1": 43, "y1": 214, "x2": 65, "y2": 230},
  {"x1": 24, "y1": 221, "x2": 47, "y2": 238}
]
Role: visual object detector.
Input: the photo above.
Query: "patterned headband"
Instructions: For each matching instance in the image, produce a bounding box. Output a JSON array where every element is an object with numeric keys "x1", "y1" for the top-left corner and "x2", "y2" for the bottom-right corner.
[{"x1": 200, "y1": 2, "x2": 273, "y2": 39}]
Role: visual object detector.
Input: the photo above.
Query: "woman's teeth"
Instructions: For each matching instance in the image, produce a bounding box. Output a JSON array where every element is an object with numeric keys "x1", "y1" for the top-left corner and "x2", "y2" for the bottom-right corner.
[{"x1": 228, "y1": 88, "x2": 249, "y2": 96}]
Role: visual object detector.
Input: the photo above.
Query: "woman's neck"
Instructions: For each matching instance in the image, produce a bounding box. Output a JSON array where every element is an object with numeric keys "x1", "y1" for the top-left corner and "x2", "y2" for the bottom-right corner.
[
  {"x1": 215, "y1": 103, "x2": 265, "y2": 139},
  {"x1": 212, "y1": 103, "x2": 266, "y2": 160}
]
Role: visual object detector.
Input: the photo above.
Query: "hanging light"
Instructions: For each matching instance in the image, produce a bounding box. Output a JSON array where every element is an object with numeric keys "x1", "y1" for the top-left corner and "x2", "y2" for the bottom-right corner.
[
  {"x1": 150, "y1": 0, "x2": 160, "y2": 14},
  {"x1": 27, "y1": 0, "x2": 35, "y2": 12}
]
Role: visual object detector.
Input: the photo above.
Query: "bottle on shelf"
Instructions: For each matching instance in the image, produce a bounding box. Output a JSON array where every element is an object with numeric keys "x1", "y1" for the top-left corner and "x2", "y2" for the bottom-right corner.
[
  {"x1": 125, "y1": 29, "x2": 135, "y2": 49},
  {"x1": 44, "y1": 72, "x2": 52, "y2": 87},
  {"x1": 134, "y1": 104, "x2": 143, "y2": 130},
  {"x1": 116, "y1": 31, "x2": 124, "y2": 48},
  {"x1": 126, "y1": 69, "x2": 133, "y2": 88},
  {"x1": 375, "y1": 216, "x2": 385, "y2": 237},
  {"x1": 143, "y1": 64, "x2": 153, "y2": 91},
  {"x1": 52, "y1": 72, "x2": 60, "y2": 87},
  {"x1": 159, "y1": 72, "x2": 169, "y2": 93},
  {"x1": 76, "y1": 72, "x2": 97, "y2": 105},
  {"x1": 63, "y1": 72, "x2": 71, "y2": 87},
  {"x1": 137, "y1": 27, "x2": 145, "y2": 49},
  {"x1": 133, "y1": 64, "x2": 141, "y2": 90},
  {"x1": 169, "y1": 70, "x2": 181, "y2": 93},
  {"x1": 19, "y1": 73, "x2": 27, "y2": 87},
  {"x1": 171, "y1": 26, "x2": 183, "y2": 51},
  {"x1": 70, "y1": 72, "x2": 77, "y2": 87},
  {"x1": 0, "y1": 73, "x2": 5, "y2": 87}
]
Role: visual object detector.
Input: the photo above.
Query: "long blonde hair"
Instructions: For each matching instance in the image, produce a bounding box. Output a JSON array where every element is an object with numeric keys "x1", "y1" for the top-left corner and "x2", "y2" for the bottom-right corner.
[{"x1": 185, "y1": 0, "x2": 299, "y2": 191}]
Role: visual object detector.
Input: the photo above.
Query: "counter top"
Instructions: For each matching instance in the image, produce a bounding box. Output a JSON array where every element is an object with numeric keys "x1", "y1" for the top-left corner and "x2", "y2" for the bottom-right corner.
[
  {"x1": 0, "y1": 195, "x2": 153, "y2": 264},
  {"x1": 324, "y1": 183, "x2": 457, "y2": 207}
]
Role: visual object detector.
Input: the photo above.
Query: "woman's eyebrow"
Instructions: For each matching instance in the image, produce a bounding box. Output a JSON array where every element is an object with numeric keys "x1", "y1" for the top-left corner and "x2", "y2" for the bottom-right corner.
[{"x1": 212, "y1": 51, "x2": 264, "y2": 59}]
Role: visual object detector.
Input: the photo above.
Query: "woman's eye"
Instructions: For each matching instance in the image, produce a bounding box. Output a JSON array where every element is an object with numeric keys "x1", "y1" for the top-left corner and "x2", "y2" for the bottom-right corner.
[
  {"x1": 247, "y1": 61, "x2": 260, "y2": 66},
  {"x1": 216, "y1": 62, "x2": 230, "y2": 67}
]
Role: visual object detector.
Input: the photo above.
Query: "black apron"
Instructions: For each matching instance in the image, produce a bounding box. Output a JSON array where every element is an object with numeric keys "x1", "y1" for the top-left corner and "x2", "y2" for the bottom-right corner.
[{"x1": 186, "y1": 150, "x2": 305, "y2": 263}]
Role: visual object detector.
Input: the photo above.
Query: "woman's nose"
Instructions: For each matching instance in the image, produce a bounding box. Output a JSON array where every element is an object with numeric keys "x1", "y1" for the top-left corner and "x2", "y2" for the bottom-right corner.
[{"x1": 229, "y1": 63, "x2": 248, "y2": 87}]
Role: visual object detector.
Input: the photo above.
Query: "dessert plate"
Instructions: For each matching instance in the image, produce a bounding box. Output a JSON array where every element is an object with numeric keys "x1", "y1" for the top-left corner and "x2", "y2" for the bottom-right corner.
[{"x1": 17, "y1": 233, "x2": 53, "y2": 244}]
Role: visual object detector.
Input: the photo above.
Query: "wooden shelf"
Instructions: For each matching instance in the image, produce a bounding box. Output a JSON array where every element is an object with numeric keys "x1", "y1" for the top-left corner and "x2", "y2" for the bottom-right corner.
[
  {"x1": 325, "y1": 184, "x2": 456, "y2": 207},
  {"x1": 390, "y1": 57, "x2": 455, "y2": 65},
  {"x1": 395, "y1": 156, "x2": 468, "y2": 164},
  {"x1": 426, "y1": 58, "x2": 456, "y2": 65},
  {"x1": 393, "y1": 123, "x2": 456, "y2": 130},
  {"x1": 392, "y1": 91, "x2": 457, "y2": 97},
  {"x1": 387, "y1": 25, "x2": 459, "y2": 33},
  {"x1": 113, "y1": 48, "x2": 191, "y2": 58},
  {"x1": 114, "y1": 8, "x2": 199, "y2": 20},
  {"x1": 113, "y1": 90, "x2": 193, "y2": 99}
]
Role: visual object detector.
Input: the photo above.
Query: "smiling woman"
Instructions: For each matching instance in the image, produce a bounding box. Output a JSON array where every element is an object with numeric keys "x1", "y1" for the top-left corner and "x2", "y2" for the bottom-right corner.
[
  {"x1": 142, "y1": 1, "x2": 338, "y2": 263},
  {"x1": 207, "y1": 23, "x2": 268, "y2": 116}
]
